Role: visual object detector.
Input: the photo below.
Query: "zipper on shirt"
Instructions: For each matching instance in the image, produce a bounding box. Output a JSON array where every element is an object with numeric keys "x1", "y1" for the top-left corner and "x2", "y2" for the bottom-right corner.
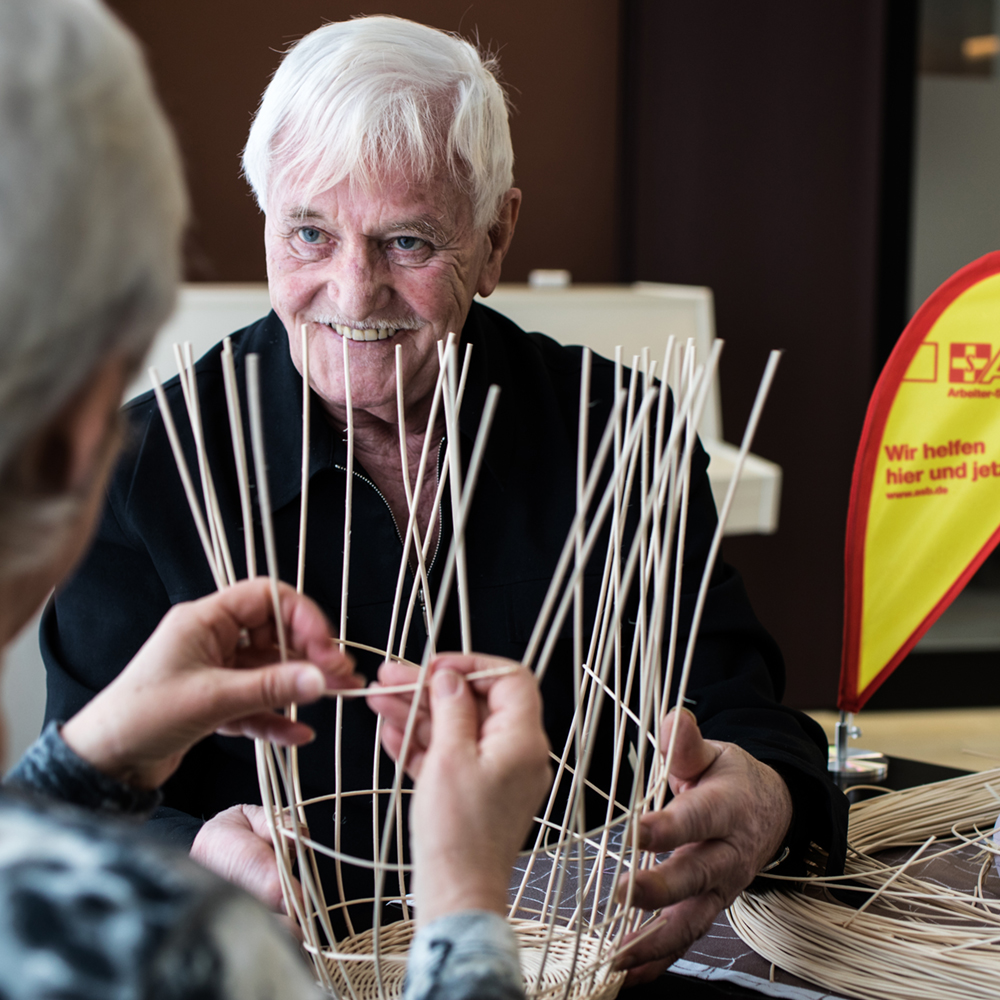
[{"x1": 334, "y1": 443, "x2": 445, "y2": 582}]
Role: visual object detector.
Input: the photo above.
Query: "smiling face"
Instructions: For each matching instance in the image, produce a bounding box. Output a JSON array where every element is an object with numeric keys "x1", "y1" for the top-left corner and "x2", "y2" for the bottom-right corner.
[{"x1": 265, "y1": 171, "x2": 520, "y2": 427}]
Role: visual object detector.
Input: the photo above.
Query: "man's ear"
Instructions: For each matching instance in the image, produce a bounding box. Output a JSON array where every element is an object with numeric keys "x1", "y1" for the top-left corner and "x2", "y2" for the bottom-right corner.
[
  {"x1": 24, "y1": 356, "x2": 128, "y2": 496},
  {"x1": 476, "y1": 188, "x2": 522, "y2": 299}
]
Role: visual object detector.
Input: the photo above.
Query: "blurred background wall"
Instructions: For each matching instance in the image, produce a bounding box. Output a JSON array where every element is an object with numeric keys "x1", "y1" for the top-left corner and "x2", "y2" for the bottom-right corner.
[{"x1": 105, "y1": 0, "x2": 623, "y2": 285}]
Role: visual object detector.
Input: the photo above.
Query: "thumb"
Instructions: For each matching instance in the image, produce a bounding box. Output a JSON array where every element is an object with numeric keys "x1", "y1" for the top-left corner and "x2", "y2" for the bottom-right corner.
[
  {"x1": 212, "y1": 662, "x2": 327, "y2": 720},
  {"x1": 663, "y1": 707, "x2": 720, "y2": 785},
  {"x1": 427, "y1": 667, "x2": 479, "y2": 754}
]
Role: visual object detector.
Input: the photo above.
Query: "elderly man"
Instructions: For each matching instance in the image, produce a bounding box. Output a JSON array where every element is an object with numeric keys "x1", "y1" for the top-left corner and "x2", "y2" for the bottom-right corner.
[{"x1": 43, "y1": 14, "x2": 846, "y2": 984}]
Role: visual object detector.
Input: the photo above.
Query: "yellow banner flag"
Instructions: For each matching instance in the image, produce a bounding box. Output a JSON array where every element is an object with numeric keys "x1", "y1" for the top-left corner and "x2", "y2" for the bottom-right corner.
[{"x1": 842, "y1": 251, "x2": 1000, "y2": 711}]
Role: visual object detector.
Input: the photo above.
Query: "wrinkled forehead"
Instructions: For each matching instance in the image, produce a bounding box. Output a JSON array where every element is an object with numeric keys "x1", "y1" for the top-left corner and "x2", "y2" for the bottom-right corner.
[{"x1": 267, "y1": 159, "x2": 478, "y2": 231}]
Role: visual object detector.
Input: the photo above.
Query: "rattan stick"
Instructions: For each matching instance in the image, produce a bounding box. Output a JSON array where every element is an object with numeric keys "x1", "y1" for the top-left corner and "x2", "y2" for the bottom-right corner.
[
  {"x1": 334, "y1": 693, "x2": 355, "y2": 937},
  {"x1": 390, "y1": 341, "x2": 442, "y2": 926},
  {"x1": 245, "y1": 353, "x2": 287, "y2": 662},
  {"x1": 591, "y1": 356, "x2": 684, "y2": 930},
  {"x1": 521, "y1": 391, "x2": 630, "y2": 675},
  {"x1": 650, "y1": 341, "x2": 697, "y2": 803},
  {"x1": 617, "y1": 348, "x2": 722, "y2": 937},
  {"x1": 569, "y1": 347, "x2": 592, "y2": 946},
  {"x1": 242, "y1": 348, "x2": 309, "y2": 830},
  {"x1": 440, "y1": 343, "x2": 472, "y2": 651},
  {"x1": 842, "y1": 836, "x2": 935, "y2": 928},
  {"x1": 221, "y1": 339, "x2": 256, "y2": 578},
  {"x1": 297, "y1": 324, "x2": 311, "y2": 594},
  {"x1": 515, "y1": 380, "x2": 653, "y2": 908},
  {"x1": 536, "y1": 377, "x2": 654, "y2": 926},
  {"x1": 660, "y1": 349, "x2": 778, "y2": 786},
  {"x1": 394, "y1": 341, "x2": 473, "y2": 659},
  {"x1": 172, "y1": 343, "x2": 223, "y2": 578},
  {"x1": 182, "y1": 342, "x2": 236, "y2": 588},
  {"x1": 255, "y1": 742, "x2": 309, "y2": 945},
  {"x1": 580, "y1": 380, "x2": 685, "y2": 939},
  {"x1": 149, "y1": 368, "x2": 225, "y2": 591},
  {"x1": 576, "y1": 367, "x2": 711, "y2": 946},
  {"x1": 384, "y1": 337, "x2": 450, "y2": 656},
  {"x1": 511, "y1": 374, "x2": 695, "y2": 919},
  {"x1": 534, "y1": 370, "x2": 699, "y2": 975},
  {"x1": 330, "y1": 663, "x2": 520, "y2": 698},
  {"x1": 534, "y1": 391, "x2": 660, "y2": 684},
  {"x1": 388, "y1": 342, "x2": 440, "y2": 658},
  {"x1": 370, "y1": 382, "x2": 502, "y2": 995},
  {"x1": 340, "y1": 334, "x2": 354, "y2": 654},
  {"x1": 179, "y1": 342, "x2": 236, "y2": 586}
]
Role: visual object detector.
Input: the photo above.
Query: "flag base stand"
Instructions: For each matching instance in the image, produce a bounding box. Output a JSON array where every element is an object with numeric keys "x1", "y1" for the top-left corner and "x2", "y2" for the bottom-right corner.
[{"x1": 827, "y1": 711, "x2": 888, "y2": 787}]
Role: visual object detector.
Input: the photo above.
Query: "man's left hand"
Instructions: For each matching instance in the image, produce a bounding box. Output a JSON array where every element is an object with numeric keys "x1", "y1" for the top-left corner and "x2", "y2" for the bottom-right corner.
[{"x1": 614, "y1": 707, "x2": 792, "y2": 986}]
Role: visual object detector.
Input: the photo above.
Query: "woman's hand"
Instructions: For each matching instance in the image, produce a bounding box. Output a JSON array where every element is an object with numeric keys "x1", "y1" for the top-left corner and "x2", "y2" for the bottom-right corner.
[
  {"x1": 61, "y1": 578, "x2": 361, "y2": 789},
  {"x1": 365, "y1": 658, "x2": 431, "y2": 776},
  {"x1": 371, "y1": 654, "x2": 552, "y2": 926}
]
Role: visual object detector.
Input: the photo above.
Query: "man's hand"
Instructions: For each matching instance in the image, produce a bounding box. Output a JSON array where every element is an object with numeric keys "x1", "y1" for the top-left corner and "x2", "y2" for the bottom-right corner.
[
  {"x1": 372, "y1": 654, "x2": 552, "y2": 927},
  {"x1": 614, "y1": 708, "x2": 792, "y2": 986},
  {"x1": 190, "y1": 803, "x2": 305, "y2": 917},
  {"x1": 61, "y1": 578, "x2": 362, "y2": 790}
]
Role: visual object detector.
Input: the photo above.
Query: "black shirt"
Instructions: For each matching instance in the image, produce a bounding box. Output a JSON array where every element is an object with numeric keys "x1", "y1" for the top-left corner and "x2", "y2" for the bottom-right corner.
[{"x1": 41, "y1": 303, "x2": 847, "y2": 928}]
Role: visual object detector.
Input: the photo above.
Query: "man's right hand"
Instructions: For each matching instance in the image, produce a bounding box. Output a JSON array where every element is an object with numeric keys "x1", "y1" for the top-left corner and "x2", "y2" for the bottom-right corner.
[{"x1": 191, "y1": 803, "x2": 293, "y2": 913}]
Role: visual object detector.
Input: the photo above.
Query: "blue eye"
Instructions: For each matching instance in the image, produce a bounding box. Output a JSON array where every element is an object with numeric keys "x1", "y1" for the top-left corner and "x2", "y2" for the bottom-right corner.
[
  {"x1": 298, "y1": 227, "x2": 323, "y2": 244},
  {"x1": 393, "y1": 235, "x2": 423, "y2": 251}
]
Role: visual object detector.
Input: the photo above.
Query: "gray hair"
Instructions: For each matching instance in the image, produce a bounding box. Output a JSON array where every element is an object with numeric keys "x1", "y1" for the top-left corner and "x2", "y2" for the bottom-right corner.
[
  {"x1": 242, "y1": 15, "x2": 514, "y2": 231},
  {"x1": 0, "y1": 0, "x2": 186, "y2": 578}
]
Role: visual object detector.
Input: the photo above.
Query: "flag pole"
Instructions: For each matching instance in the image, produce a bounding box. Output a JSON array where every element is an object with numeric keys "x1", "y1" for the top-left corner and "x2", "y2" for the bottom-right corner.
[{"x1": 828, "y1": 709, "x2": 888, "y2": 786}]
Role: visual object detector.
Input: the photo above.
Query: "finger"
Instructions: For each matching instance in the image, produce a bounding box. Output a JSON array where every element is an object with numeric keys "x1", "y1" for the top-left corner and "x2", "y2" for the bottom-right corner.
[
  {"x1": 187, "y1": 579, "x2": 297, "y2": 651},
  {"x1": 431, "y1": 652, "x2": 520, "y2": 693},
  {"x1": 241, "y1": 804, "x2": 276, "y2": 842},
  {"x1": 378, "y1": 723, "x2": 427, "y2": 776},
  {"x1": 366, "y1": 689, "x2": 432, "y2": 751},
  {"x1": 191, "y1": 804, "x2": 289, "y2": 913},
  {"x1": 378, "y1": 660, "x2": 421, "y2": 687},
  {"x1": 202, "y1": 661, "x2": 335, "y2": 730},
  {"x1": 191, "y1": 580, "x2": 357, "y2": 680},
  {"x1": 636, "y1": 768, "x2": 742, "y2": 851},
  {"x1": 617, "y1": 840, "x2": 739, "y2": 911},
  {"x1": 216, "y1": 712, "x2": 316, "y2": 745},
  {"x1": 279, "y1": 585, "x2": 356, "y2": 674},
  {"x1": 614, "y1": 893, "x2": 723, "y2": 983},
  {"x1": 429, "y1": 655, "x2": 541, "y2": 733},
  {"x1": 661, "y1": 707, "x2": 721, "y2": 786},
  {"x1": 426, "y1": 666, "x2": 479, "y2": 756}
]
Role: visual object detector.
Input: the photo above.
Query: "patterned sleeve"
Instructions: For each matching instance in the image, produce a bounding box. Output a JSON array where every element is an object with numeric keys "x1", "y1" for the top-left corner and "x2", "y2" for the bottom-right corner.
[
  {"x1": 404, "y1": 911, "x2": 525, "y2": 1000},
  {"x1": 4, "y1": 720, "x2": 162, "y2": 816},
  {"x1": 0, "y1": 793, "x2": 324, "y2": 1000}
]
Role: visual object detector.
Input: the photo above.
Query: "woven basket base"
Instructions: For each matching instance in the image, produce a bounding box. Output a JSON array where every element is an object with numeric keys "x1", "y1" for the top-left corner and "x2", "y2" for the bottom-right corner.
[{"x1": 320, "y1": 918, "x2": 626, "y2": 1000}]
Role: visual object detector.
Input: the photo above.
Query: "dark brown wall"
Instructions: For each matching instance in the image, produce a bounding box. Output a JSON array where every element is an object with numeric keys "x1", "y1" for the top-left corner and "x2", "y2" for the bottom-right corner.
[
  {"x1": 623, "y1": 2, "x2": 892, "y2": 707},
  {"x1": 106, "y1": 1, "x2": 622, "y2": 283}
]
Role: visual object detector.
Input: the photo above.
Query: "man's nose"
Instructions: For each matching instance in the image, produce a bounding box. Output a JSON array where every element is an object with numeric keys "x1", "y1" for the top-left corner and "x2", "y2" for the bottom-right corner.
[{"x1": 324, "y1": 241, "x2": 390, "y2": 320}]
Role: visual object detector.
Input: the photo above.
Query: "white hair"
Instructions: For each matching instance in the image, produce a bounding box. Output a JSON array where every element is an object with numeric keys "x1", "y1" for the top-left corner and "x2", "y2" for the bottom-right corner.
[
  {"x1": 242, "y1": 16, "x2": 514, "y2": 231},
  {"x1": 0, "y1": 0, "x2": 186, "y2": 577}
]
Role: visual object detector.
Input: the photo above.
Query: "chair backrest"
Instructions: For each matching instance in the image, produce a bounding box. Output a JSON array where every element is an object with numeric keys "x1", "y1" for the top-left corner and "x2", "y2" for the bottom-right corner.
[{"x1": 481, "y1": 281, "x2": 721, "y2": 439}]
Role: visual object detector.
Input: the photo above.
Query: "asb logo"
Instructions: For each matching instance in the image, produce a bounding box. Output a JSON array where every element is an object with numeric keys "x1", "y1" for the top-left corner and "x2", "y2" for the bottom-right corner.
[{"x1": 950, "y1": 342, "x2": 993, "y2": 383}]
